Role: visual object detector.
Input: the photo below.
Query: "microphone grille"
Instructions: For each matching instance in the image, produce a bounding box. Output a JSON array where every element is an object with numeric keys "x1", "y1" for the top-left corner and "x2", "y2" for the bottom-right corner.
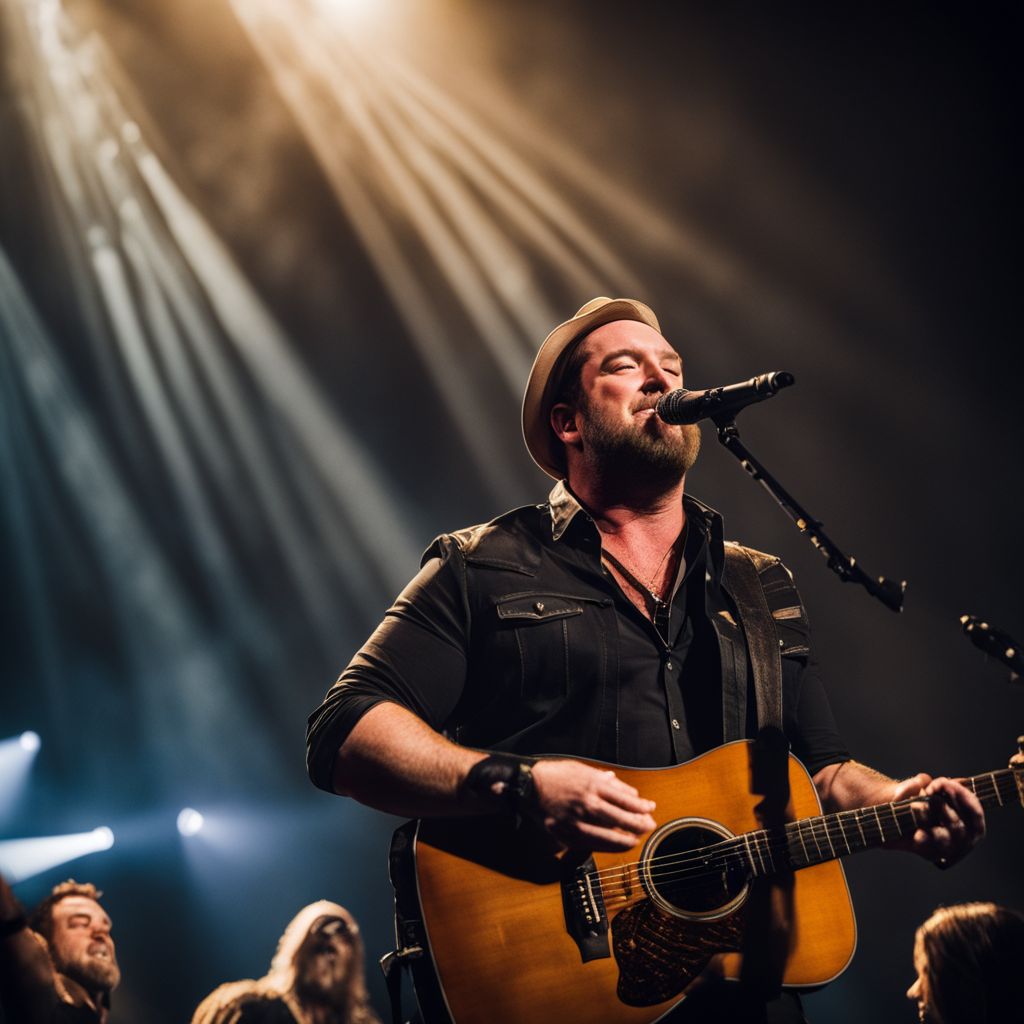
[{"x1": 655, "y1": 388, "x2": 693, "y2": 423}]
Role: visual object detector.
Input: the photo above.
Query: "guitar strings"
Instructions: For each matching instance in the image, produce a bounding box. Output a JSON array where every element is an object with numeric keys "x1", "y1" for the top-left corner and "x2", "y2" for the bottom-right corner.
[
  {"x1": 589, "y1": 791, "x2": 979, "y2": 897},
  {"x1": 578, "y1": 775, "x2": 1010, "y2": 895},
  {"x1": 584, "y1": 770, "x2": 1012, "y2": 888},
  {"x1": 594, "y1": 804, "x2": 920, "y2": 906},
  {"x1": 590, "y1": 782, "x2": 1009, "y2": 904}
]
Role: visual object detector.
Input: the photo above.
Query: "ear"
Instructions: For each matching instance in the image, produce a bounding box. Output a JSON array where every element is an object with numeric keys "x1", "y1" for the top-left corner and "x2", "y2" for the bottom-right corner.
[{"x1": 550, "y1": 402, "x2": 581, "y2": 448}]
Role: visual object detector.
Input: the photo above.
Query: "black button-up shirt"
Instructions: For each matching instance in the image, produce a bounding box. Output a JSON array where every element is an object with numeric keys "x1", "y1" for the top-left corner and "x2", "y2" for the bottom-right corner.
[{"x1": 306, "y1": 483, "x2": 849, "y2": 788}]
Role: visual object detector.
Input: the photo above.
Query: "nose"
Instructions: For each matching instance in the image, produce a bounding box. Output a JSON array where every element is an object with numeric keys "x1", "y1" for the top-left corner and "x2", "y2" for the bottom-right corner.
[
  {"x1": 641, "y1": 364, "x2": 675, "y2": 394},
  {"x1": 906, "y1": 977, "x2": 920, "y2": 1001}
]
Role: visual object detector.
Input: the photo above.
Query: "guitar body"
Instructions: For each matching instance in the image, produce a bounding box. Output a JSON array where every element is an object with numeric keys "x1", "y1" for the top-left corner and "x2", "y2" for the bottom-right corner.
[{"x1": 413, "y1": 741, "x2": 856, "y2": 1024}]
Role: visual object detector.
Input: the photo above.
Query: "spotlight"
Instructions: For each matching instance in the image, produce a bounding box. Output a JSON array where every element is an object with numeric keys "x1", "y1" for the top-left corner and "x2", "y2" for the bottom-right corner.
[
  {"x1": 19, "y1": 731, "x2": 41, "y2": 753},
  {"x1": 177, "y1": 808, "x2": 204, "y2": 837},
  {"x1": 92, "y1": 826, "x2": 115, "y2": 850},
  {"x1": 0, "y1": 827, "x2": 116, "y2": 883},
  {"x1": 1, "y1": 731, "x2": 42, "y2": 821}
]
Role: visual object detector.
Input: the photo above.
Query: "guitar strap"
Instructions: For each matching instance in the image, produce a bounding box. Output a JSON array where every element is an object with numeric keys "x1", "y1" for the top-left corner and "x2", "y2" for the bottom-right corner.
[
  {"x1": 382, "y1": 821, "x2": 432, "y2": 1024},
  {"x1": 722, "y1": 543, "x2": 784, "y2": 733}
]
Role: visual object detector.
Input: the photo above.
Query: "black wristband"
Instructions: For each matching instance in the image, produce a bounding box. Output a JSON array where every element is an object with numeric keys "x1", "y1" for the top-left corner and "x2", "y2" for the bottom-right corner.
[
  {"x1": 464, "y1": 754, "x2": 538, "y2": 818},
  {"x1": 0, "y1": 914, "x2": 27, "y2": 937}
]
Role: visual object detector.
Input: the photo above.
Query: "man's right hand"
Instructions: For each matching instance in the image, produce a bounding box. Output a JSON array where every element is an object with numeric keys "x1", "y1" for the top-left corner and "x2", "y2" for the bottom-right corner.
[{"x1": 531, "y1": 759, "x2": 657, "y2": 852}]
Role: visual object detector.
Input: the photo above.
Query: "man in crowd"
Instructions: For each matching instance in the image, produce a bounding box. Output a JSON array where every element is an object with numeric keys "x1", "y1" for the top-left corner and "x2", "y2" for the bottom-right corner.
[
  {"x1": 305, "y1": 297, "x2": 986, "y2": 1021},
  {"x1": 191, "y1": 900, "x2": 379, "y2": 1024},
  {"x1": 0, "y1": 875, "x2": 120, "y2": 1023}
]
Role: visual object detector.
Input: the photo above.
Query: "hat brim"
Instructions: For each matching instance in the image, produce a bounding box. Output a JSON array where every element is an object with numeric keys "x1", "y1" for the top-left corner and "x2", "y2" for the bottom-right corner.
[{"x1": 522, "y1": 297, "x2": 661, "y2": 479}]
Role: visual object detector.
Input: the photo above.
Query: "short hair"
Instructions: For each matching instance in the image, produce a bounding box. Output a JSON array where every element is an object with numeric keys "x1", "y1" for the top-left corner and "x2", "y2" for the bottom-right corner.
[
  {"x1": 546, "y1": 334, "x2": 593, "y2": 475},
  {"x1": 28, "y1": 879, "x2": 104, "y2": 944},
  {"x1": 551, "y1": 334, "x2": 591, "y2": 411},
  {"x1": 916, "y1": 902, "x2": 1024, "y2": 1024}
]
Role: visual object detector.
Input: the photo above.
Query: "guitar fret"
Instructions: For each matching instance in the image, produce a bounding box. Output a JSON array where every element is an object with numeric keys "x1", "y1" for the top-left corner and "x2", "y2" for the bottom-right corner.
[
  {"x1": 795, "y1": 820, "x2": 809, "y2": 863},
  {"x1": 835, "y1": 813, "x2": 852, "y2": 855},
  {"x1": 888, "y1": 803, "x2": 900, "y2": 837},
  {"x1": 875, "y1": 806, "x2": 888, "y2": 843},
  {"x1": 743, "y1": 832, "x2": 758, "y2": 875},
  {"x1": 810, "y1": 819, "x2": 823, "y2": 860},
  {"x1": 820, "y1": 817, "x2": 836, "y2": 859},
  {"x1": 853, "y1": 809, "x2": 867, "y2": 846},
  {"x1": 991, "y1": 772, "x2": 1004, "y2": 806}
]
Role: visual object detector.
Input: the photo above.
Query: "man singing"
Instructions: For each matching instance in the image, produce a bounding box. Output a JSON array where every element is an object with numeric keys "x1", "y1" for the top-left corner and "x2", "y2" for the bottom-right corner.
[{"x1": 306, "y1": 298, "x2": 985, "y2": 1022}]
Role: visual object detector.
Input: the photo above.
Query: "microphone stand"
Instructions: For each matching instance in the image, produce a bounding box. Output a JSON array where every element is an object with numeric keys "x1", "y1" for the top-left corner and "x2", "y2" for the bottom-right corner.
[
  {"x1": 713, "y1": 415, "x2": 906, "y2": 612},
  {"x1": 960, "y1": 615, "x2": 1024, "y2": 686}
]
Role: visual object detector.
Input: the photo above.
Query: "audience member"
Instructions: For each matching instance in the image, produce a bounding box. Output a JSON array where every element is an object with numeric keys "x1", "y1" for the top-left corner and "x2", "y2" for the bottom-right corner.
[
  {"x1": 907, "y1": 901, "x2": 1024, "y2": 1024},
  {"x1": 0, "y1": 875, "x2": 120, "y2": 1023},
  {"x1": 192, "y1": 900, "x2": 379, "y2": 1024}
]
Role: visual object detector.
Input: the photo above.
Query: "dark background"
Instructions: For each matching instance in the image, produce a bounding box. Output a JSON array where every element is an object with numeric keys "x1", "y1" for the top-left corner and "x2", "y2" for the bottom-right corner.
[{"x1": 1, "y1": 1, "x2": 1021, "y2": 1021}]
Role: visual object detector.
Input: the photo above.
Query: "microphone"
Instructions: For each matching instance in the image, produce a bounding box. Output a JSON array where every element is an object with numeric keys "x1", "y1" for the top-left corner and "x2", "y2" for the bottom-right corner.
[{"x1": 656, "y1": 371, "x2": 795, "y2": 425}]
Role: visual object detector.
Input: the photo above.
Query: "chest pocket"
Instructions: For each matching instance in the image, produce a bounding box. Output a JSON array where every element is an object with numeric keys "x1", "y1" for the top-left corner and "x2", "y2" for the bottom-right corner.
[{"x1": 495, "y1": 593, "x2": 588, "y2": 702}]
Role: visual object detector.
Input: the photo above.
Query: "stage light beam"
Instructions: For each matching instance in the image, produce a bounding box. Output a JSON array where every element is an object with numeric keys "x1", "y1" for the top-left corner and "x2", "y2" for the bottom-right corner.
[
  {"x1": 0, "y1": 827, "x2": 116, "y2": 883},
  {"x1": 0, "y1": 731, "x2": 42, "y2": 821}
]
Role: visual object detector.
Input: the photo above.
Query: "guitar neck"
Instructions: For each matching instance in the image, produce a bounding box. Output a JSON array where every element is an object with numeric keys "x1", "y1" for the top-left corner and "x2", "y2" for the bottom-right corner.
[{"x1": 742, "y1": 768, "x2": 1022, "y2": 876}]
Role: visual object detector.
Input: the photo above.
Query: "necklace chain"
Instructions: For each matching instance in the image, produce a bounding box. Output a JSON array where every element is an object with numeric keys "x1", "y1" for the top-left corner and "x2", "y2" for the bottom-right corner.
[{"x1": 602, "y1": 537, "x2": 678, "y2": 606}]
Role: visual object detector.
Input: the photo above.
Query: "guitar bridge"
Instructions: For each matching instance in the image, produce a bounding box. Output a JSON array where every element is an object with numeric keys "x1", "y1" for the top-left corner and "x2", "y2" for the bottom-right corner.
[{"x1": 560, "y1": 856, "x2": 611, "y2": 962}]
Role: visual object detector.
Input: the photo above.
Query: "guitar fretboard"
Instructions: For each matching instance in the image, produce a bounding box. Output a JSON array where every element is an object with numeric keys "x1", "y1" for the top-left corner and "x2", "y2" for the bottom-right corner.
[{"x1": 726, "y1": 767, "x2": 1021, "y2": 877}]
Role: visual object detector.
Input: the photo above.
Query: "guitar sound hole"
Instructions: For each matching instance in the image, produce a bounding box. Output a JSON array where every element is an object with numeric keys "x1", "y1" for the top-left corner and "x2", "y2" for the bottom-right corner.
[{"x1": 645, "y1": 824, "x2": 747, "y2": 916}]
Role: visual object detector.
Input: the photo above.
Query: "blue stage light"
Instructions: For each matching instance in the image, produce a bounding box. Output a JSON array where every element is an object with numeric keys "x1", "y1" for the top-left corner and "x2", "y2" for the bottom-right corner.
[
  {"x1": 19, "y1": 731, "x2": 41, "y2": 753},
  {"x1": 177, "y1": 807, "x2": 204, "y2": 837},
  {"x1": 92, "y1": 826, "x2": 115, "y2": 850},
  {"x1": 0, "y1": 731, "x2": 42, "y2": 822},
  {"x1": 0, "y1": 827, "x2": 117, "y2": 883}
]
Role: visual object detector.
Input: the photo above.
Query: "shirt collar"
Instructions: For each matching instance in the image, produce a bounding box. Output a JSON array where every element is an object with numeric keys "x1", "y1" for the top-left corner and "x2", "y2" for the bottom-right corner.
[
  {"x1": 546, "y1": 480, "x2": 725, "y2": 587},
  {"x1": 548, "y1": 479, "x2": 583, "y2": 541}
]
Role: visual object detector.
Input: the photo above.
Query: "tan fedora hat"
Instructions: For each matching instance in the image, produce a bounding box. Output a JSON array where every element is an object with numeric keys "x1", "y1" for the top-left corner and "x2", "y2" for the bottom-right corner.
[{"x1": 522, "y1": 296, "x2": 661, "y2": 479}]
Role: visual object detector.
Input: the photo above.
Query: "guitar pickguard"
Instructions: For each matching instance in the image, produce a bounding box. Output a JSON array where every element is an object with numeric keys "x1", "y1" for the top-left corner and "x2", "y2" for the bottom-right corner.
[{"x1": 611, "y1": 899, "x2": 744, "y2": 1006}]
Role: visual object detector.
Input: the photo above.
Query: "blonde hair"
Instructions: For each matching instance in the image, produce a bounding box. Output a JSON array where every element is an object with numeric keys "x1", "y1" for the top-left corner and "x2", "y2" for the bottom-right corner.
[{"x1": 191, "y1": 901, "x2": 378, "y2": 1024}]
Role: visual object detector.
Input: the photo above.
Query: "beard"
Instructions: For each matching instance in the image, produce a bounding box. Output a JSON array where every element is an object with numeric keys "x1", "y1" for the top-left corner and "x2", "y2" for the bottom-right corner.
[
  {"x1": 59, "y1": 950, "x2": 121, "y2": 994},
  {"x1": 578, "y1": 397, "x2": 701, "y2": 485},
  {"x1": 294, "y1": 948, "x2": 351, "y2": 1009}
]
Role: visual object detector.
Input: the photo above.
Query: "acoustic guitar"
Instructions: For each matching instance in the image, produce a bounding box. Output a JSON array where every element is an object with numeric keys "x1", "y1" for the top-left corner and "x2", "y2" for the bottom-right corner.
[{"x1": 409, "y1": 740, "x2": 1023, "y2": 1024}]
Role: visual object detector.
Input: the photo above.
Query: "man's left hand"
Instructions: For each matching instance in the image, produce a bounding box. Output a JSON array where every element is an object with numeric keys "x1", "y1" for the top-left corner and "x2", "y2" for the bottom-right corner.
[{"x1": 890, "y1": 773, "x2": 986, "y2": 868}]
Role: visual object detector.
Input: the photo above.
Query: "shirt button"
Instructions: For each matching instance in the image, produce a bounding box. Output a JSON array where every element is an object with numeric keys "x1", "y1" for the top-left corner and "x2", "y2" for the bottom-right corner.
[
  {"x1": 535, "y1": 602, "x2": 545, "y2": 612},
  {"x1": 778, "y1": 639, "x2": 785, "y2": 648},
  {"x1": 665, "y1": 660, "x2": 674, "y2": 671},
  {"x1": 671, "y1": 719, "x2": 681, "y2": 730}
]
